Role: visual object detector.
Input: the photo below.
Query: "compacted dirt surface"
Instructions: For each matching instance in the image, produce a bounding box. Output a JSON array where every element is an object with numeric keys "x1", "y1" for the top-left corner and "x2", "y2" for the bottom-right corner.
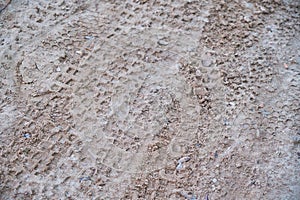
[{"x1": 0, "y1": 0, "x2": 299, "y2": 199}]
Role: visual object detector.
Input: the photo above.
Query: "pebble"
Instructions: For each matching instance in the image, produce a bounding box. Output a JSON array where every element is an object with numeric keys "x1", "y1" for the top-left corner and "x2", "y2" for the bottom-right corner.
[
  {"x1": 79, "y1": 176, "x2": 91, "y2": 182},
  {"x1": 176, "y1": 162, "x2": 183, "y2": 170},
  {"x1": 236, "y1": 163, "x2": 242, "y2": 168},
  {"x1": 76, "y1": 51, "x2": 83, "y2": 56},
  {"x1": 56, "y1": 67, "x2": 61, "y2": 72},
  {"x1": 84, "y1": 36, "x2": 94, "y2": 40},
  {"x1": 178, "y1": 156, "x2": 191, "y2": 163},
  {"x1": 196, "y1": 70, "x2": 201, "y2": 76},
  {"x1": 157, "y1": 39, "x2": 168, "y2": 46},
  {"x1": 23, "y1": 133, "x2": 31, "y2": 138},
  {"x1": 176, "y1": 156, "x2": 191, "y2": 170}
]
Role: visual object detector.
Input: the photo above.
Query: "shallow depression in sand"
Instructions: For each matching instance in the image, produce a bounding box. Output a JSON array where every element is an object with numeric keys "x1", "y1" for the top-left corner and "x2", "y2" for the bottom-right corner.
[{"x1": 71, "y1": 42, "x2": 202, "y2": 173}]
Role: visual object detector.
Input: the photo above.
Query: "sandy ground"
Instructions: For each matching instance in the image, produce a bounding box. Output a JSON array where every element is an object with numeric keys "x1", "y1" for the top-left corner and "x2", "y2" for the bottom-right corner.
[{"x1": 0, "y1": 0, "x2": 299, "y2": 199}]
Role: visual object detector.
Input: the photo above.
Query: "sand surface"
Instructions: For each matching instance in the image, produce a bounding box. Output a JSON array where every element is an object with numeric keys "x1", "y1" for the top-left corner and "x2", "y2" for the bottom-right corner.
[{"x1": 0, "y1": 0, "x2": 299, "y2": 199}]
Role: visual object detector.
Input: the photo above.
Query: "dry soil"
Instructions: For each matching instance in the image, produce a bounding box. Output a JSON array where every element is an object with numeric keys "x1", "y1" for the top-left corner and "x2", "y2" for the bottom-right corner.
[{"x1": 0, "y1": 0, "x2": 299, "y2": 199}]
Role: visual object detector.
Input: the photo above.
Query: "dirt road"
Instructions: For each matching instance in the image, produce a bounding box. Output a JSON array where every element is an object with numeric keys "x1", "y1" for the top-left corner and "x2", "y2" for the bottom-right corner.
[{"x1": 0, "y1": 0, "x2": 299, "y2": 199}]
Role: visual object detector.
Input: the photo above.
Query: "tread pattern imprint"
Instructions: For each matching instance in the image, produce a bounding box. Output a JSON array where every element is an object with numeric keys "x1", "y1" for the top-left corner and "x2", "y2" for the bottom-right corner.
[{"x1": 0, "y1": 0, "x2": 299, "y2": 199}]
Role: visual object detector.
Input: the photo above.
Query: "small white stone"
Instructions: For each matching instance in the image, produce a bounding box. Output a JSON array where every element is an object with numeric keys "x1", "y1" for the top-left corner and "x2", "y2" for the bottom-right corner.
[
  {"x1": 157, "y1": 39, "x2": 168, "y2": 46},
  {"x1": 176, "y1": 162, "x2": 183, "y2": 170},
  {"x1": 76, "y1": 50, "x2": 83, "y2": 56},
  {"x1": 56, "y1": 67, "x2": 61, "y2": 72},
  {"x1": 178, "y1": 156, "x2": 191, "y2": 163},
  {"x1": 236, "y1": 163, "x2": 242, "y2": 168}
]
